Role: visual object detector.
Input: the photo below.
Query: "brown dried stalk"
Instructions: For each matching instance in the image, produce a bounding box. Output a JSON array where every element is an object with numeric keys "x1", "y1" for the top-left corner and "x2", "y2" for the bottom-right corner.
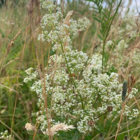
[
  {"x1": 114, "y1": 74, "x2": 136, "y2": 140},
  {"x1": 2, "y1": 58, "x2": 19, "y2": 68},
  {"x1": 34, "y1": 46, "x2": 52, "y2": 140},
  {"x1": 5, "y1": 29, "x2": 21, "y2": 58},
  {"x1": 114, "y1": 102, "x2": 126, "y2": 140}
]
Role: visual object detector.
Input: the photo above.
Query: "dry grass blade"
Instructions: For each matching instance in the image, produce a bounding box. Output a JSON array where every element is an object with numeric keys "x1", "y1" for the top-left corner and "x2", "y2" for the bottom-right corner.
[
  {"x1": 0, "y1": 120, "x2": 22, "y2": 140},
  {"x1": 2, "y1": 58, "x2": 19, "y2": 68},
  {"x1": 5, "y1": 29, "x2": 21, "y2": 57},
  {"x1": 106, "y1": 126, "x2": 140, "y2": 140},
  {"x1": 0, "y1": 83, "x2": 18, "y2": 93},
  {"x1": 114, "y1": 102, "x2": 126, "y2": 140},
  {"x1": 44, "y1": 123, "x2": 75, "y2": 136},
  {"x1": 64, "y1": 10, "x2": 73, "y2": 26}
]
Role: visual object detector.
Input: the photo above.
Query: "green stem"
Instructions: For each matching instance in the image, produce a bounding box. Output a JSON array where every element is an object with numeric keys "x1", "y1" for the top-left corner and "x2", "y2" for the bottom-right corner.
[
  {"x1": 102, "y1": 0, "x2": 122, "y2": 72},
  {"x1": 59, "y1": 38, "x2": 84, "y2": 109},
  {"x1": 105, "y1": 0, "x2": 122, "y2": 41},
  {"x1": 102, "y1": 40, "x2": 105, "y2": 73}
]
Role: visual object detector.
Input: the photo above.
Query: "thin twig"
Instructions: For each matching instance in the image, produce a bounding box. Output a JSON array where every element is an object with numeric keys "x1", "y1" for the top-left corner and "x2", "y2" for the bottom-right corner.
[
  {"x1": 5, "y1": 29, "x2": 21, "y2": 58},
  {"x1": 0, "y1": 120, "x2": 22, "y2": 140},
  {"x1": 35, "y1": 46, "x2": 52, "y2": 140},
  {"x1": 106, "y1": 125, "x2": 140, "y2": 139},
  {"x1": 114, "y1": 102, "x2": 126, "y2": 140}
]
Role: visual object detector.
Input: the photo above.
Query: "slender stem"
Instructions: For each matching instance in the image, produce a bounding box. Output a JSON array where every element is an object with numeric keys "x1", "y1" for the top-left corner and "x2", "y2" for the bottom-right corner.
[
  {"x1": 59, "y1": 38, "x2": 84, "y2": 109},
  {"x1": 114, "y1": 102, "x2": 126, "y2": 140},
  {"x1": 102, "y1": 0, "x2": 122, "y2": 72},
  {"x1": 0, "y1": 120, "x2": 22, "y2": 140},
  {"x1": 104, "y1": 0, "x2": 122, "y2": 41},
  {"x1": 102, "y1": 40, "x2": 105, "y2": 73},
  {"x1": 35, "y1": 46, "x2": 52, "y2": 140}
]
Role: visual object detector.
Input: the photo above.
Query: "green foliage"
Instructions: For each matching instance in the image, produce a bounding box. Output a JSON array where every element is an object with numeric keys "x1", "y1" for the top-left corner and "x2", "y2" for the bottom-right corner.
[
  {"x1": 134, "y1": 137, "x2": 140, "y2": 140},
  {"x1": 86, "y1": 0, "x2": 122, "y2": 72},
  {"x1": 0, "y1": 0, "x2": 140, "y2": 140}
]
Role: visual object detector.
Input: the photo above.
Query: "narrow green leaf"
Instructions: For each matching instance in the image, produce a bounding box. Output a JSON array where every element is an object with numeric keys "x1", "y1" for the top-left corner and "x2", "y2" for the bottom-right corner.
[
  {"x1": 102, "y1": 10, "x2": 109, "y2": 19},
  {"x1": 93, "y1": 16, "x2": 101, "y2": 22},
  {"x1": 92, "y1": 12, "x2": 98, "y2": 17},
  {"x1": 97, "y1": 34, "x2": 103, "y2": 40},
  {"x1": 92, "y1": 9, "x2": 99, "y2": 13},
  {"x1": 86, "y1": 0, "x2": 95, "y2": 2},
  {"x1": 108, "y1": 1, "x2": 112, "y2": 5},
  {"x1": 0, "y1": 29, "x2": 5, "y2": 38}
]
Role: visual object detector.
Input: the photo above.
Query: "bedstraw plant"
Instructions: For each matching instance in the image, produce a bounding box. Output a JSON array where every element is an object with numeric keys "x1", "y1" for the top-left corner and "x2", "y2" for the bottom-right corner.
[
  {"x1": 23, "y1": 0, "x2": 139, "y2": 139},
  {"x1": 87, "y1": 0, "x2": 122, "y2": 72}
]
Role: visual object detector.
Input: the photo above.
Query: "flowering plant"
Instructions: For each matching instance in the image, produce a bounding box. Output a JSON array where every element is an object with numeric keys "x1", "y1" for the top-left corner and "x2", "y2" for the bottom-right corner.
[{"x1": 24, "y1": 0, "x2": 139, "y2": 138}]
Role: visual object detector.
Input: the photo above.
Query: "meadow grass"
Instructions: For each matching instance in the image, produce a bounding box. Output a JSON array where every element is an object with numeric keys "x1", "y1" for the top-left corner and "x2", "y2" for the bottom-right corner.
[{"x1": 0, "y1": 0, "x2": 140, "y2": 140}]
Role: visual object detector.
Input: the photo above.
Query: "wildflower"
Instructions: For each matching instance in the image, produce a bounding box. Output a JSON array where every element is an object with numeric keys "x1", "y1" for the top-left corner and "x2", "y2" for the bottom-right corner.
[{"x1": 25, "y1": 67, "x2": 33, "y2": 75}]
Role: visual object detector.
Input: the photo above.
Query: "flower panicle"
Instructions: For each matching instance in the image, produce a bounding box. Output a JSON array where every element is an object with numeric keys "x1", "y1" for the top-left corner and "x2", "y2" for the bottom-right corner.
[{"x1": 44, "y1": 123, "x2": 75, "y2": 136}]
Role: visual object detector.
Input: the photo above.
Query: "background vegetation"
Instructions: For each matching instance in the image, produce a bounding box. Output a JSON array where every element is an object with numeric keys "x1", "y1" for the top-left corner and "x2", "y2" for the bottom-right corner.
[{"x1": 0, "y1": 0, "x2": 140, "y2": 139}]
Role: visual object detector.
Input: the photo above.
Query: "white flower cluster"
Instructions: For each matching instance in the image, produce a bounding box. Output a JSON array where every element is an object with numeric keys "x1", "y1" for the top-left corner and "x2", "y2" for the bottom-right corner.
[
  {"x1": 101, "y1": 10, "x2": 140, "y2": 71},
  {"x1": 103, "y1": 10, "x2": 139, "y2": 54},
  {"x1": 121, "y1": 10, "x2": 137, "y2": 38},
  {"x1": 24, "y1": 0, "x2": 139, "y2": 135},
  {"x1": 132, "y1": 49, "x2": 140, "y2": 74},
  {"x1": 69, "y1": 17, "x2": 90, "y2": 37},
  {"x1": 23, "y1": 67, "x2": 38, "y2": 83},
  {"x1": 111, "y1": 10, "x2": 138, "y2": 40},
  {"x1": 38, "y1": 0, "x2": 91, "y2": 51},
  {"x1": 24, "y1": 53, "x2": 139, "y2": 134},
  {"x1": 0, "y1": 130, "x2": 13, "y2": 140},
  {"x1": 40, "y1": 0, "x2": 56, "y2": 12}
]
